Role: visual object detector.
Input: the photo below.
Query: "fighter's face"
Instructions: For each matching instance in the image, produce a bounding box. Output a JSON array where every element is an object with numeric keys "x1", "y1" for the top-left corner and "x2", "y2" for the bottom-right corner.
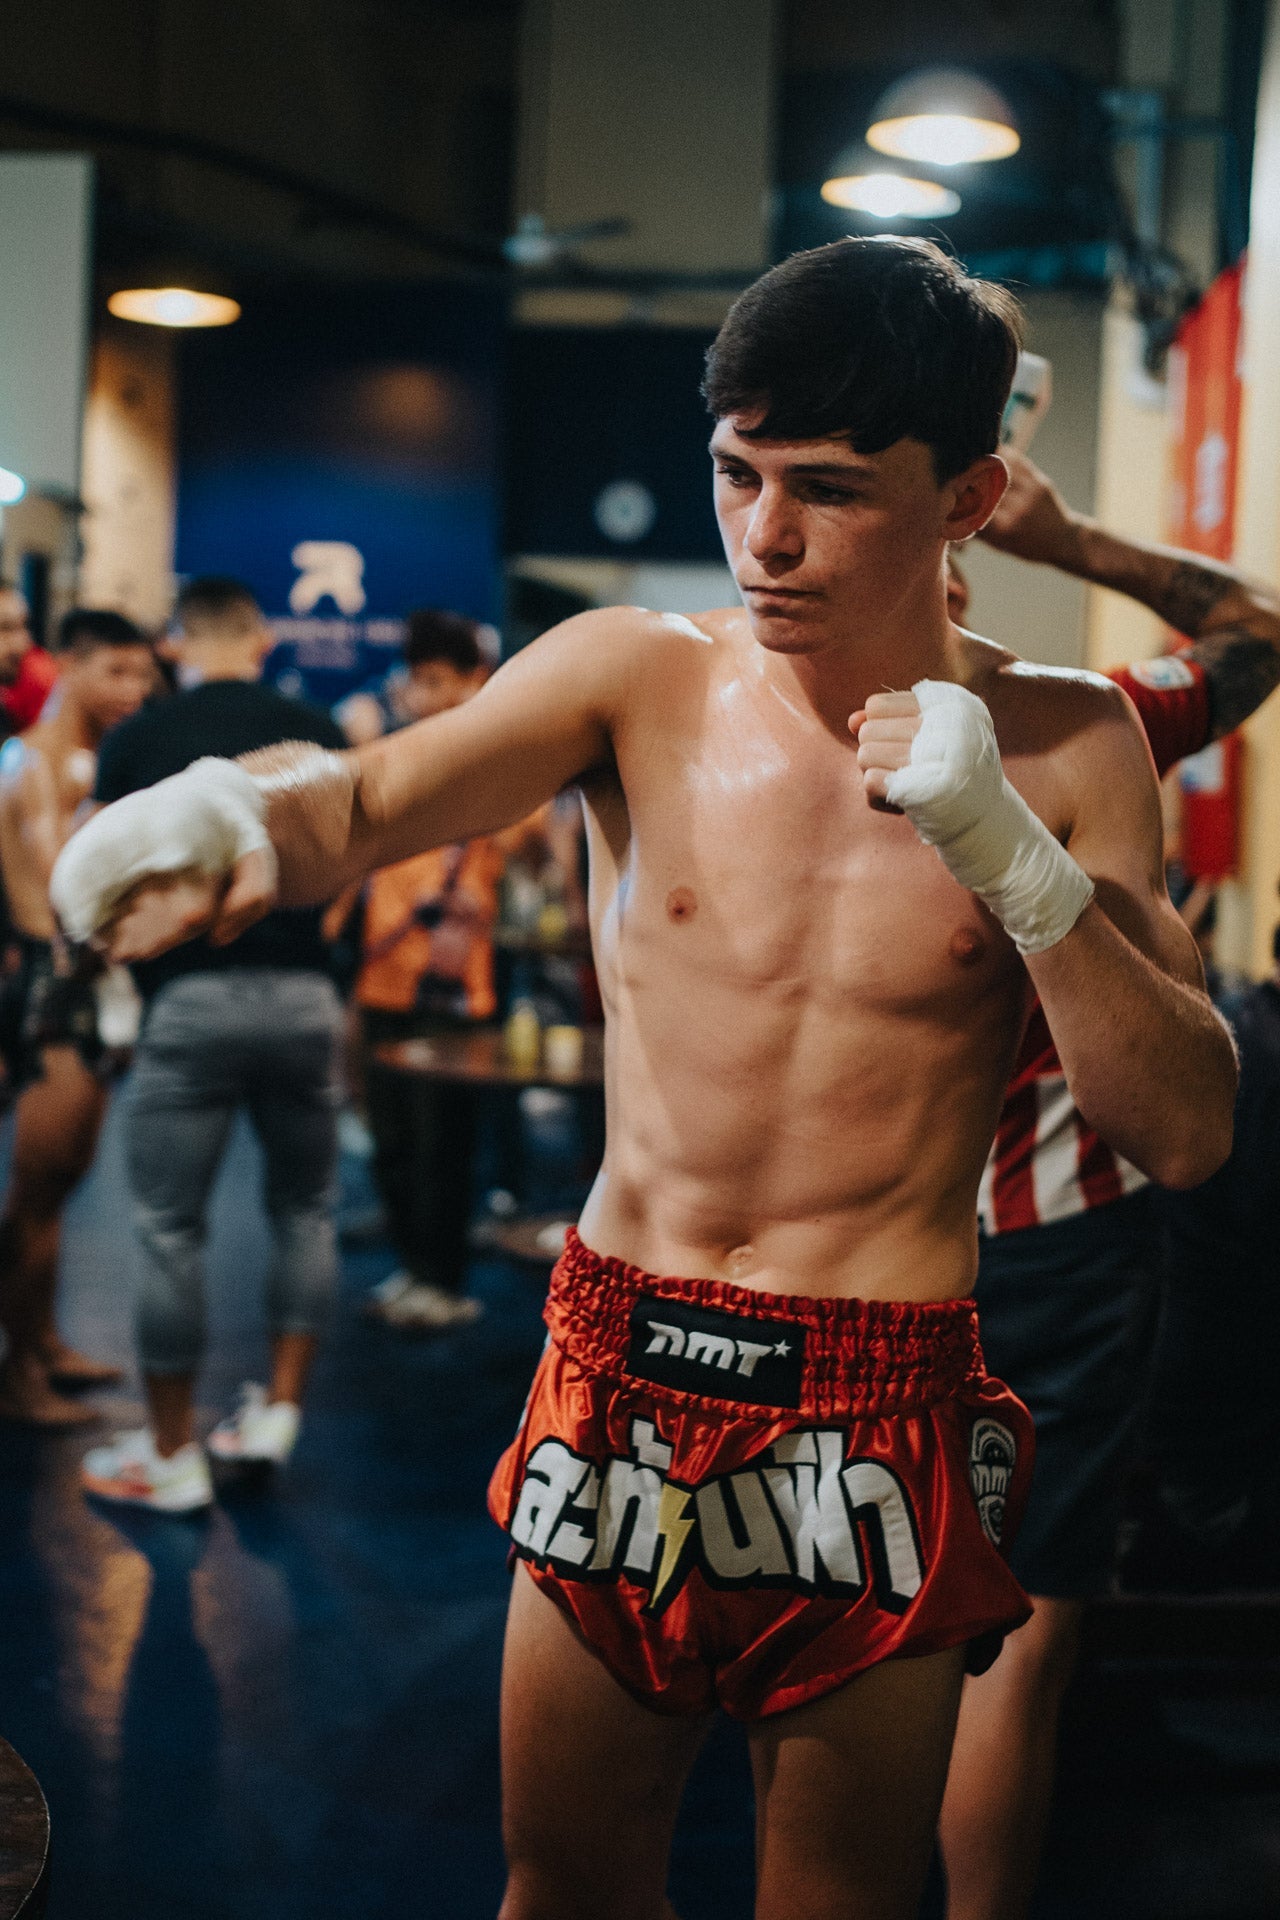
[
  {"x1": 66, "y1": 643, "x2": 156, "y2": 733},
  {"x1": 0, "y1": 589, "x2": 32, "y2": 685},
  {"x1": 711, "y1": 417, "x2": 985, "y2": 658}
]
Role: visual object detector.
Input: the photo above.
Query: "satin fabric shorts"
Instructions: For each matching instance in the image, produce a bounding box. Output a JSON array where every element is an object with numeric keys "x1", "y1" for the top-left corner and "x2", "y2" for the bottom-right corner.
[{"x1": 489, "y1": 1230, "x2": 1034, "y2": 1720}]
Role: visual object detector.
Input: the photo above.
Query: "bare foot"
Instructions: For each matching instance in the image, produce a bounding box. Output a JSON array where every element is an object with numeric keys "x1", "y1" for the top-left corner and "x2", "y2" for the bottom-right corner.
[
  {"x1": 41, "y1": 1341, "x2": 126, "y2": 1390},
  {"x1": 0, "y1": 1358, "x2": 102, "y2": 1427}
]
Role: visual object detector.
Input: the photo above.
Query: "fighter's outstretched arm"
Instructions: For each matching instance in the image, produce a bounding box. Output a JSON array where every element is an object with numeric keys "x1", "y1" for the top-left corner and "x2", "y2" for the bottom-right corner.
[
  {"x1": 979, "y1": 448, "x2": 1280, "y2": 736},
  {"x1": 249, "y1": 612, "x2": 617, "y2": 900},
  {"x1": 856, "y1": 680, "x2": 1237, "y2": 1190},
  {"x1": 53, "y1": 608, "x2": 630, "y2": 961}
]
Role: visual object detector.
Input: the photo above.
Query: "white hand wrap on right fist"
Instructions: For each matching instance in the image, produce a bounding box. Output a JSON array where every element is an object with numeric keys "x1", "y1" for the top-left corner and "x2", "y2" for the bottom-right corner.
[
  {"x1": 50, "y1": 757, "x2": 274, "y2": 944},
  {"x1": 883, "y1": 679, "x2": 1094, "y2": 955}
]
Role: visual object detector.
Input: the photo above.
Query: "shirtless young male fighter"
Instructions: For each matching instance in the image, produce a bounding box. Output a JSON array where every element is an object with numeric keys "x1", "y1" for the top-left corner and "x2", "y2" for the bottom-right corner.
[
  {"x1": 0, "y1": 610, "x2": 154, "y2": 1424},
  {"x1": 51, "y1": 240, "x2": 1236, "y2": 1920}
]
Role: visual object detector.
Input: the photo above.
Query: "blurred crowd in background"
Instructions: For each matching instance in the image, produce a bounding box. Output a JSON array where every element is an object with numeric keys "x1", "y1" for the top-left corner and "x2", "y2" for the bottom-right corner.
[{"x1": 0, "y1": 570, "x2": 596, "y2": 1489}]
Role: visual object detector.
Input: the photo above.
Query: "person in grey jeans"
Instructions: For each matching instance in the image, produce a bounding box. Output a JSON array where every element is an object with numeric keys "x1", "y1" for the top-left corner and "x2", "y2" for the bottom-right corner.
[{"x1": 79, "y1": 576, "x2": 347, "y2": 1513}]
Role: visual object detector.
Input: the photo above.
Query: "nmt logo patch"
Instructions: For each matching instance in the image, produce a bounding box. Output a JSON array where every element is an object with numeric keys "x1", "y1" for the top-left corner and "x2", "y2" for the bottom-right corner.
[{"x1": 625, "y1": 1294, "x2": 806, "y2": 1407}]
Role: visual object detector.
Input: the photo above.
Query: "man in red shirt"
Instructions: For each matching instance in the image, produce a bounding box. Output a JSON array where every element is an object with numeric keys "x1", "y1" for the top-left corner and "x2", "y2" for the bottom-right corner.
[
  {"x1": 2, "y1": 646, "x2": 59, "y2": 734},
  {"x1": 0, "y1": 580, "x2": 59, "y2": 735},
  {"x1": 939, "y1": 450, "x2": 1280, "y2": 1920},
  {"x1": 0, "y1": 584, "x2": 37, "y2": 719}
]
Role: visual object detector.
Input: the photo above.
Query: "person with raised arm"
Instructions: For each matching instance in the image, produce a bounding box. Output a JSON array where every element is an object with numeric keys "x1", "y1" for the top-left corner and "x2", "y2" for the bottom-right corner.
[{"x1": 937, "y1": 447, "x2": 1280, "y2": 1920}]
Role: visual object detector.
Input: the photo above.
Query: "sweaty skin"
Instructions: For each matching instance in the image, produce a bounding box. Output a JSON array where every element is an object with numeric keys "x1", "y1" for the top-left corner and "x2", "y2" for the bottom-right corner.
[
  {"x1": 98, "y1": 430, "x2": 1233, "y2": 1308},
  {"x1": 0, "y1": 723, "x2": 102, "y2": 936}
]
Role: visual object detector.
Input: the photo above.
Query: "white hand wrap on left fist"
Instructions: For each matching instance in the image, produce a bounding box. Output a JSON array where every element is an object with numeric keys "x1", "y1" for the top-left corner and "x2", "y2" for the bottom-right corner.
[
  {"x1": 883, "y1": 680, "x2": 1094, "y2": 955},
  {"x1": 50, "y1": 757, "x2": 274, "y2": 944}
]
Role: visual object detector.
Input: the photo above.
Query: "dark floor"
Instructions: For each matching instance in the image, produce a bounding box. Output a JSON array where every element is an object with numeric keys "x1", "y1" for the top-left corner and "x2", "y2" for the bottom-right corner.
[{"x1": 1, "y1": 1088, "x2": 1278, "y2": 1919}]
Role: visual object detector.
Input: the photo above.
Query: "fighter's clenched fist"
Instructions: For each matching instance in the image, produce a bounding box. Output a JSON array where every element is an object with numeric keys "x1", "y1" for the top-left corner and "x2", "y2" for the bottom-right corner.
[
  {"x1": 50, "y1": 757, "x2": 279, "y2": 959},
  {"x1": 851, "y1": 689, "x2": 924, "y2": 807},
  {"x1": 853, "y1": 679, "x2": 1095, "y2": 954}
]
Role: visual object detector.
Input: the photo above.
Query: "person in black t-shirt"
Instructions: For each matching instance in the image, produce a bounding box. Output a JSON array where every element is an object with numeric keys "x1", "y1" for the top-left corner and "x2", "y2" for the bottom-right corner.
[{"x1": 82, "y1": 578, "x2": 346, "y2": 1513}]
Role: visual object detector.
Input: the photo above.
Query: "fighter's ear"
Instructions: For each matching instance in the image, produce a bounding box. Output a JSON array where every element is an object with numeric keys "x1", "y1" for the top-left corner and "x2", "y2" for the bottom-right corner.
[{"x1": 941, "y1": 455, "x2": 1008, "y2": 545}]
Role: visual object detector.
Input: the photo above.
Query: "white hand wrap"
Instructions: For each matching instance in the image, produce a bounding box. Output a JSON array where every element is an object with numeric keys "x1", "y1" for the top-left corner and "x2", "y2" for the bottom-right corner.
[
  {"x1": 50, "y1": 757, "x2": 274, "y2": 943},
  {"x1": 882, "y1": 679, "x2": 1094, "y2": 955}
]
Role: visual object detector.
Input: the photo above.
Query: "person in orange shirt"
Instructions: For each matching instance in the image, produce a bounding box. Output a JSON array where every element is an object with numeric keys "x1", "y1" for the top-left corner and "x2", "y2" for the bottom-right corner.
[{"x1": 333, "y1": 610, "x2": 532, "y2": 1331}]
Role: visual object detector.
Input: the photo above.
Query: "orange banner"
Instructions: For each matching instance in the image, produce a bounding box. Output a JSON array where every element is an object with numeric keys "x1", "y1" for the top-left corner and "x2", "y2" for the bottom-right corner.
[
  {"x1": 1166, "y1": 259, "x2": 1244, "y2": 562},
  {"x1": 1167, "y1": 260, "x2": 1245, "y2": 878}
]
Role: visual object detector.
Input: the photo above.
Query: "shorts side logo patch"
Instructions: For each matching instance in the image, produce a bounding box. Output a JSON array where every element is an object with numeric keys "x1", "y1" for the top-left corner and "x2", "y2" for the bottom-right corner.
[
  {"x1": 969, "y1": 1418, "x2": 1017, "y2": 1545},
  {"x1": 626, "y1": 1293, "x2": 806, "y2": 1407}
]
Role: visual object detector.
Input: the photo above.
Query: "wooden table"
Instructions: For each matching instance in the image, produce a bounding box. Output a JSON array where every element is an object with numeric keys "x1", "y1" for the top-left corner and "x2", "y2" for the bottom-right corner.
[
  {"x1": 373, "y1": 1026, "x2": 604, "y2": 1090},
  {"x1": 373, "y1": 1029, "x2": 603, "y2": 1268},
  {"x1": 0, "y1": 1738, "x2": 49, "y2": 1919},
  {"x1": 493, "y1": 926, "x2": 594, "y2": 960}
]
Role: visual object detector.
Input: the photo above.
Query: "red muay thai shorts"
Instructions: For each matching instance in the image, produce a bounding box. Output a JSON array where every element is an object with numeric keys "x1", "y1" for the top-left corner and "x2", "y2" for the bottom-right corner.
[{"x1": 489, "y1": 1230, "x2": 1034, "y2": 1720}]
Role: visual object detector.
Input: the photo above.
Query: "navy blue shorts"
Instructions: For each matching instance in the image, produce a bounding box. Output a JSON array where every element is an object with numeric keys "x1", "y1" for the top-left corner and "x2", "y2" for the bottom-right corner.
[{"x1": 975, "y1": 1189, "x2": 1160, "y2": 1600}]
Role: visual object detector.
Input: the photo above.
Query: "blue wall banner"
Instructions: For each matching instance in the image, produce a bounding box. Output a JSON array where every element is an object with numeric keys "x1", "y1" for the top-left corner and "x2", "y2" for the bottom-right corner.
[{"x1": 176, "y1": 284, "x2": 505, "y2": 708}]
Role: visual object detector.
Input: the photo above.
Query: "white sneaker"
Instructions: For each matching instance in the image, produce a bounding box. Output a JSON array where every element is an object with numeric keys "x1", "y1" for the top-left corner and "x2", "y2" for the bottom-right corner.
[
  {"x1": 365, "y1": 1273, "x2": 484, "y2": 1331},
  {"x1": 364, "y1": 1271, "x2": 415, "y2": 1316},
  {"x1": 206, "y1": 1383, "x2": 301, "y2": 1466},
  {"x1": 337, "y1": 1109, "x2": 375, "y2": 1160},
  {"x1": 82, "y1": 1428, "x2": 213, "y2": 1512}
]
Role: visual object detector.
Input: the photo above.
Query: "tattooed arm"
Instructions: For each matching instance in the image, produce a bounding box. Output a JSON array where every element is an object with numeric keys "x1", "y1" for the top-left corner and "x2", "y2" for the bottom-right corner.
[
  {"x1": 979, "y1": 448, "x2": 1280, "y2": 736},
  {"x1": 1132, "y1": 564, "x2": 1280, "y2": 736}
]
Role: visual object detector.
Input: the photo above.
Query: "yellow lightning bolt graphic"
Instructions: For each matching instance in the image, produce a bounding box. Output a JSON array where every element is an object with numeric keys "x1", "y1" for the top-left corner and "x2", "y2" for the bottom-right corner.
[{"x1": 651, "y1": 1482, "x2": 695, "y2": 1609}]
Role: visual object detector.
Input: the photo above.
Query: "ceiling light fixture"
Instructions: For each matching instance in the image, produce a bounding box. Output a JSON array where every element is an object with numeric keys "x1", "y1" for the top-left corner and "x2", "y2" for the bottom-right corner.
[
  {"x1": 866, "y1": 69, "x2": 1020, "y2": 166},
  {"x1": 0, "y1": 466, "x2": 26, "y2": 505},
  {"x1": 107, "y1": 287, "x2": 241, "y2": 329},
  {"x1": 821, "y1": 170, "x2": 961, "y2": 220}
]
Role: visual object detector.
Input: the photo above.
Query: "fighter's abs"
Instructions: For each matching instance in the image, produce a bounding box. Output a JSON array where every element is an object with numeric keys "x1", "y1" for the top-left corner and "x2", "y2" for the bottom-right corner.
[
  {"x1": 577, "y1": 636, "x2": 1025, "y2": 1303},
  {"x1": 582, "y1": 869, "x2": 1020, "y2": 1303}
]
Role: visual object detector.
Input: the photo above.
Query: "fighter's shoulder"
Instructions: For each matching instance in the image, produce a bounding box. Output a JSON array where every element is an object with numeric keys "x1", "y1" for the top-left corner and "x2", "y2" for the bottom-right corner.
[
  {"x1": 515, "y1": 602, "x2": 727, "y2": 706},
  {"x1": 541, "y1": 601, "x2": 725, "y2": 657},
  {"x1": 975, "y1": 642, "x2": 1141, "y2": 752},
  {"x1": 0, "y1": 729, "x2": 52, "y2": 799}
]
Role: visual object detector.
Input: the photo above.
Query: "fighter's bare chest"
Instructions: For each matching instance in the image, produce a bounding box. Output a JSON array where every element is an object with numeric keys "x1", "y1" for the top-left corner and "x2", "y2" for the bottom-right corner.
[{"x1": 606, "y1": 719, "x2": 1007, "y2": 1006}]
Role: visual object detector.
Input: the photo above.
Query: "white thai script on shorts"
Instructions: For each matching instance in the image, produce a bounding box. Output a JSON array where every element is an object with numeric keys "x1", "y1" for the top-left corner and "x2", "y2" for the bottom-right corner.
[{"x1": 508, "y1": 1416, "x2": 925, "y2": 1616}]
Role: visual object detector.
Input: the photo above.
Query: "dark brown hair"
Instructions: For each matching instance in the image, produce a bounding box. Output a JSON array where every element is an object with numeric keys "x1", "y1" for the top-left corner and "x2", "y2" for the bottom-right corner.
[
  {"x1": 58, "y1": 608, "x2": 147, "y2": 655},
  {"x1": 403, "y1": 608, "x2": 494, "y2": 674},
  {"x1": 703, "y1": 237, "x2": 1022, "y2": 481}
]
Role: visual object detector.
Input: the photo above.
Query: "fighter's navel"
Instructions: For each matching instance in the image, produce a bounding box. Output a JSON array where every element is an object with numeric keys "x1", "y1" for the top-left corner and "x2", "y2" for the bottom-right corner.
[
  {"x1": 666, "y1": 886, "x2": 698, "y2": 923},
  {"x1": 725, "y1": 1243, "x2": 755, "y2": 1274},
  {"x1": 949, "y1": 925, "x2": 987, "y2": 967}
]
